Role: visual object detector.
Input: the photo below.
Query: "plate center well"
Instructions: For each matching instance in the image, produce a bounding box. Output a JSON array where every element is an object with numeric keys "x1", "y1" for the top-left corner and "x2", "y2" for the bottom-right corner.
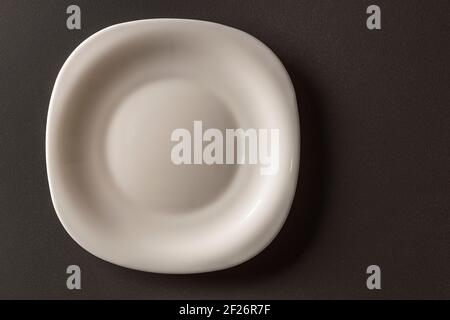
[{"x1": 105, "y1": 78, "x2": 238, "y2": 213}]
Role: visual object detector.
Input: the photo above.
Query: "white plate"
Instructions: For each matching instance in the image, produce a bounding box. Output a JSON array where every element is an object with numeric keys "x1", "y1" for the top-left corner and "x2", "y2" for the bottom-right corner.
[{"x1": 46, "y1": 19, "x2": 300, "y2": 274}]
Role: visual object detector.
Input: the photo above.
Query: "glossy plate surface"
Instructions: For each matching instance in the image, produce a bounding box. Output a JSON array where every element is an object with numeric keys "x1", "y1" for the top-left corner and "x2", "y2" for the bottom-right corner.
[{"x1": 46, "y1": 19, "x2": 300, "y2": 273}]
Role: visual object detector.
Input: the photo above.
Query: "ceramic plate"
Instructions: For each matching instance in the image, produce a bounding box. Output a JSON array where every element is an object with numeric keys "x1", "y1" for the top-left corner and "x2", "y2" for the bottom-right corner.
[{"x1": 46, "y1": 19, "x2": 300, "y2": 274}]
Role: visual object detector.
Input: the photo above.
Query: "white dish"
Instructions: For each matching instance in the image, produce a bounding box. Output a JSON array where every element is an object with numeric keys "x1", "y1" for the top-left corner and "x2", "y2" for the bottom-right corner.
[{"x1": 46, "y1": 19, "x2": 300, "y2": 274}]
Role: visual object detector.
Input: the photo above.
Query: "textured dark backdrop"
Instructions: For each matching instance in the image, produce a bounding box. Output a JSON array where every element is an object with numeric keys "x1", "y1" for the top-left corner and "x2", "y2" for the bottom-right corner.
[{"x1": 0, "y1": 0, "x2": 449, "y2": 299}]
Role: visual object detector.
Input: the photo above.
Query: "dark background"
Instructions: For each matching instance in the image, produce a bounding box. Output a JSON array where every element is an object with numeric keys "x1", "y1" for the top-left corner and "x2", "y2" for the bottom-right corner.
[{"x1": 0, "y1": 0, "x2": 448, "y2": 299}]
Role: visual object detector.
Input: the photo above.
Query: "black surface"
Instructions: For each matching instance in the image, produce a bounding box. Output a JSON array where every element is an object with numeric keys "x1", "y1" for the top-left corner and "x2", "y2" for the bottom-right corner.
[{"x1": 0, "y1": 0, "x2": 449, "y2": 299}]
